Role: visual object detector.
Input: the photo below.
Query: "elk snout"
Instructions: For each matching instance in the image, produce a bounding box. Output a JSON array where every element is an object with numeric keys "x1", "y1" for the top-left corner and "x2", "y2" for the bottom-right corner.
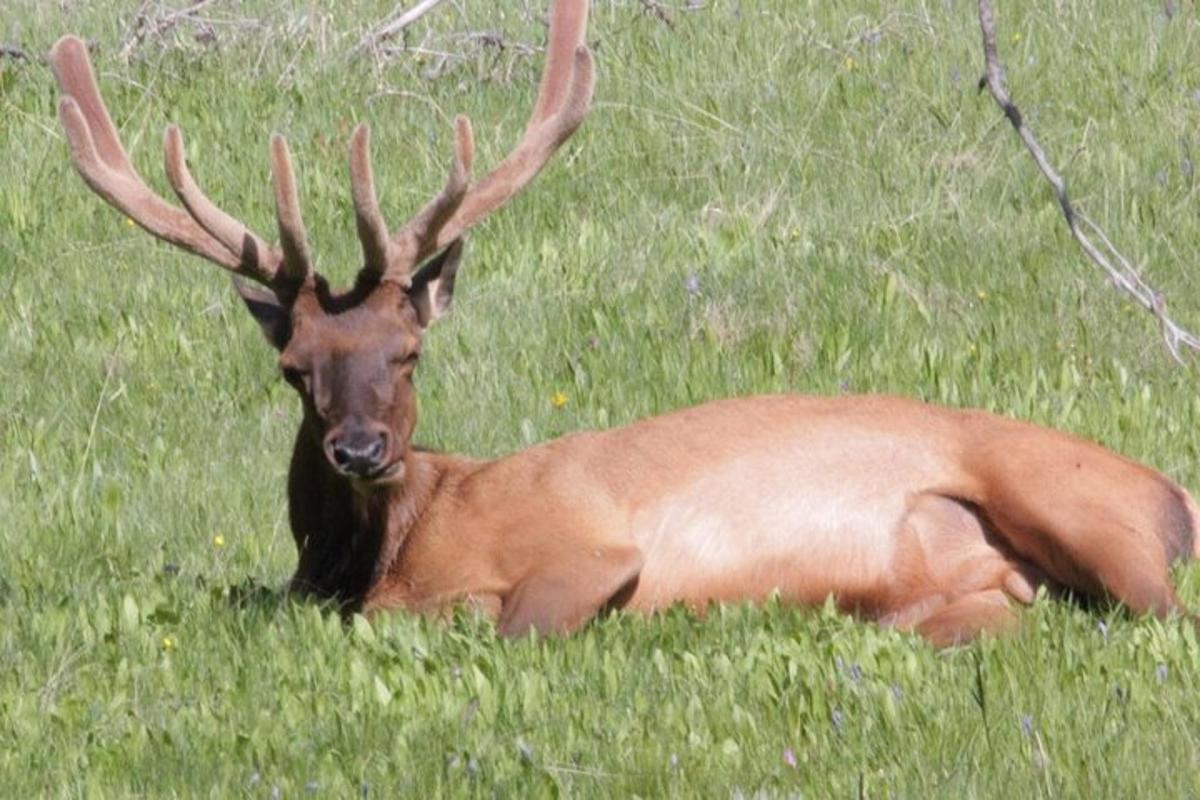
[{"x1": 325, "y1": 424, "x2": 391, "y2": 478}]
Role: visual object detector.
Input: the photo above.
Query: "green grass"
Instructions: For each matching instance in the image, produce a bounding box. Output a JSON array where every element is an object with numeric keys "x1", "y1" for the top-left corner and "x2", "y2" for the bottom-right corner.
[{"x1": 3, "y1": 0, "x2": 1200, "y2": 795}]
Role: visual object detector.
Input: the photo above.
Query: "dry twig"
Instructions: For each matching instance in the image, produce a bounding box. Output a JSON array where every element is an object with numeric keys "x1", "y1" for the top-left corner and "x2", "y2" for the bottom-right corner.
[
  {"x1": 639, "y1": 0, "x2": 676, "y2": 30},
  {"x1": 358, "y1": 0, "x2": 452, "y2": 54},
  {"x1": 371, "y1": 28, "x2": 539, "y2": 81},
  {"x1": 0, "y1": 44, "x2": 29, "y2": 62},
  {"x1": 976, "y1": 0, "x2": 1199, "y2": 363},
  {"x1": 119, "y1": 0, "x2": 219, "y2": 60}
]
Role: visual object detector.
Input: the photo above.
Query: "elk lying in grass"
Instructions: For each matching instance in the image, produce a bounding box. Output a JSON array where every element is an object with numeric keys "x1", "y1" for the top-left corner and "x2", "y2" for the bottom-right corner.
[{"x1": 50, "y1": 0, "x2": 1198, "y2": 646}]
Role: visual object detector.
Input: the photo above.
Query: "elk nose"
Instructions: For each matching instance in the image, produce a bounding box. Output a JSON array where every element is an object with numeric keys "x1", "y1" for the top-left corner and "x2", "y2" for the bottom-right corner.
[{"x1": 328, "y1": 429, "x2": 388, "y2": 476}]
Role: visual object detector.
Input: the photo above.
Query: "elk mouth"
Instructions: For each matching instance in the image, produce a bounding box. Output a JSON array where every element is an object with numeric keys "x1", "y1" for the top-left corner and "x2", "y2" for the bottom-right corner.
[{"x1": 343, "y1": 458, "x2": 406, "y2": 487}]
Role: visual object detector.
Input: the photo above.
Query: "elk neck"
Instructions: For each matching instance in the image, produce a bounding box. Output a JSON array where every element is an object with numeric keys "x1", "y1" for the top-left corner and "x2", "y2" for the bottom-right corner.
[{"x1": 286, "y1": 415, "x2": 470, "y2": 612}]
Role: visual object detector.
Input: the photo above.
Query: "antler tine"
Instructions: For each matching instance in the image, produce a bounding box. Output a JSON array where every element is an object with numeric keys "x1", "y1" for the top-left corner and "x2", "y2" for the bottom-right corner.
[
  {"x1": 49, "y1": 35, "x2": 279, "y2": 286},
  {"x1": 349, "y1": 124, "x2": 393, "y2": 276},
  {"x1": 528, "y1": 0, "x2": 590, "y2": 130},
  {"x1": 50, "y1": 37, "x2": 137, "y2": 178},
  {"x1": 379, "y1": 116, "x2": 474, "y2": 285},
  {"x1": 425, "y1": 45, "x2": 591, "y2": 261},
  {"x1": 387, "y1": 0, "x2": 594, "y2": 270},
  {"x1": 269, "y1": 134, "x2": 315, "y2": 286},
  {"x1": 164, "y1": 125, "x2": 279, "y2": 279}
]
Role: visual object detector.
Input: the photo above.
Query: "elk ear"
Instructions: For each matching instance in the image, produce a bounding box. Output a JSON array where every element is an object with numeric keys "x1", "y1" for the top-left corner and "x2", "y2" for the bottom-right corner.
[
  {"x1": 232, "y1": 277, "x2": 291, "y2": 350},
  {"x1": 408, "y1": 240, "x2": 463, "y2": 328}
]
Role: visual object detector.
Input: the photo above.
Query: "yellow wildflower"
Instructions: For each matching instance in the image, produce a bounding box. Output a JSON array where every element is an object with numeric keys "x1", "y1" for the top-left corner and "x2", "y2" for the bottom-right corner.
[
  {"x1": 551, "y1": 391, "x2": 568, "y2": 409},
  {"x1": 213, "y1": 534, "x2": 226, "y2": 548},
  {"x1": 843, "y1": 56, "x2": 855, "y2": 71},
  {"x1": 161, "y1": 635, "x2": 176, "y2": 651}
]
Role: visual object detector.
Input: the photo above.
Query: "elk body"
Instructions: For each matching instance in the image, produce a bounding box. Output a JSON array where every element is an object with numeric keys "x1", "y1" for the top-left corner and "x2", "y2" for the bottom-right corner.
[{"x1": 51, "y1": 1, "x2": 1198, "y2": 646}]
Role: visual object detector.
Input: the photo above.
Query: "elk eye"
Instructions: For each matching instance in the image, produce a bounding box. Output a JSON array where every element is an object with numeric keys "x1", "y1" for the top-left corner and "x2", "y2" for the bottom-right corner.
[
  {"x1": 281, "y1": 366, "x2": 309, "y2": 387},
  {"x1": 391, "y1": 353, "x2": 419, "y2": 369}
]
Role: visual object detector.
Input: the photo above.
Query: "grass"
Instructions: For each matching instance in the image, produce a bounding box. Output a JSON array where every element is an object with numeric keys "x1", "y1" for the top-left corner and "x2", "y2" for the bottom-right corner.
[{"x1": 3, "y1": 0, "x2": 1200, "y2": 795}]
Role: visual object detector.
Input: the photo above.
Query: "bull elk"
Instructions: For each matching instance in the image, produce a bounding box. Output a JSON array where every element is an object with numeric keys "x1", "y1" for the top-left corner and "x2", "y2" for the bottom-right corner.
[{"x1": 50, "y1": 0, "x2": 1198, "y2": 646}]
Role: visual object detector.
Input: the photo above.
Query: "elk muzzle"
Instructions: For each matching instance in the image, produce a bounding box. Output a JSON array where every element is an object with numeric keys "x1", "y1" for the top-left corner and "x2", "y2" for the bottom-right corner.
[{"x1": 325, "y1": 423, "x2": 394, "y2": 479}]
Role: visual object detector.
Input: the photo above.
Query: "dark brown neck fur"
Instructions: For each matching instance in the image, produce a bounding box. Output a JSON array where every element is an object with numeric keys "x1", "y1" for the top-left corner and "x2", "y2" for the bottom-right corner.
[{"x1": 286, "y1": 418, "x2": 450, "y2": 614}]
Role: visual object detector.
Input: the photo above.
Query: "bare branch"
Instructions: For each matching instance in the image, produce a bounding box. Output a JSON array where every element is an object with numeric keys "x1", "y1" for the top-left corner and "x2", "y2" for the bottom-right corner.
[
  {"x1": 370, "y1": 30, "x2": 539, "y2": 78},
  {"x1": 639, "y1": 0, "x2": 676, "y2": 30},
  {"x1": 358, "y1": 0, "x2": 452, "y2": 54},
  {"x1": 976, "y1": 0, "x2": 1200, "y2": 364},
  {"x1": 0, "y1": 43, "x2": 29, "y2": 62},
  {"x1": 119, "y1": 0, "x2": 220, "y2": 60}
]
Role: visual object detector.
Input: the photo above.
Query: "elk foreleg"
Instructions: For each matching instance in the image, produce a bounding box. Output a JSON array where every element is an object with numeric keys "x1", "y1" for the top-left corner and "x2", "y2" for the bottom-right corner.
[{"x1": 498, "y1": 544, "x2": 644, "y2": 637}]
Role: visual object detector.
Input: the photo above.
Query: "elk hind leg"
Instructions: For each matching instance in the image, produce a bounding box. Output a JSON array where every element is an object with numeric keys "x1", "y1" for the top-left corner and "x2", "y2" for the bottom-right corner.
[
  {"x1": 974, "y1": 444, "x2": 1192, "y2": 619},
  {"x1": 914, "y1": 589, "x2": 1018, "y2": 647},
  {"x1": 884, "y1": 493, "x2": 1033, "y2": 646}
]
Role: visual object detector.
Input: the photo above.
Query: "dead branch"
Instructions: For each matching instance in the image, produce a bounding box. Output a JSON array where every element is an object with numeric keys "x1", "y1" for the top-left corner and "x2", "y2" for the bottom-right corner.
[
  {"x1": 976, "y1": 0, "x2": 1200, "y2": 364},
  {"x1": 358, "y1": 0, "x2": 452, "y2": 53},
  {"x1": 639, "y1": 0, "x2": 676, "y2": 30},
  {"x1": 119, "y1": 0, "x2": 219, "y2": 61},
  {"x1": 371, "y1": 28, "x2": 539, "y2": 81},
  {"x1": 0, "y1": 44, "x2": 29, "y2": 62}
]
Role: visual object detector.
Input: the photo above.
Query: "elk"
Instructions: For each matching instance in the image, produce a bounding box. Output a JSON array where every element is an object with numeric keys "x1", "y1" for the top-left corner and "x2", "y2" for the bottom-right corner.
[{"x1": 50, "y1": 0, "x2": 1198, "y2": 646}]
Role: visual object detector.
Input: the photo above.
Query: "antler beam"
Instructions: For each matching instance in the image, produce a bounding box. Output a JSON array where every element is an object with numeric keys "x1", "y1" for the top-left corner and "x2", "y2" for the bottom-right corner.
[{"x1": 49, "y1": 35, "x2": 308, "y2": 290}]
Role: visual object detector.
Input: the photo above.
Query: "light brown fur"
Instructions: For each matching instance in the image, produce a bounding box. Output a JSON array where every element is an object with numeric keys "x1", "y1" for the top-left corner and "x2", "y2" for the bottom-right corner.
[{"x1": 346, "y1": 394, "x2": 1197, "y2": 642}]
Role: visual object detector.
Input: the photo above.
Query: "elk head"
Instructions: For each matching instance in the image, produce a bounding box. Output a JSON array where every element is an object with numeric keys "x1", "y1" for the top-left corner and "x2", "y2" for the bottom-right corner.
[{"x1": 49, "y1": 0, "x2": 592, "y2": 490}]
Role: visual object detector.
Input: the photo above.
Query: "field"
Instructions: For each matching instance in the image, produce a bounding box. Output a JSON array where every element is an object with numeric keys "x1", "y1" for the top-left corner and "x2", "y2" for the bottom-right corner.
[{"x1": 3, "y1": 0, "x2": 1200, "y2": 795}]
